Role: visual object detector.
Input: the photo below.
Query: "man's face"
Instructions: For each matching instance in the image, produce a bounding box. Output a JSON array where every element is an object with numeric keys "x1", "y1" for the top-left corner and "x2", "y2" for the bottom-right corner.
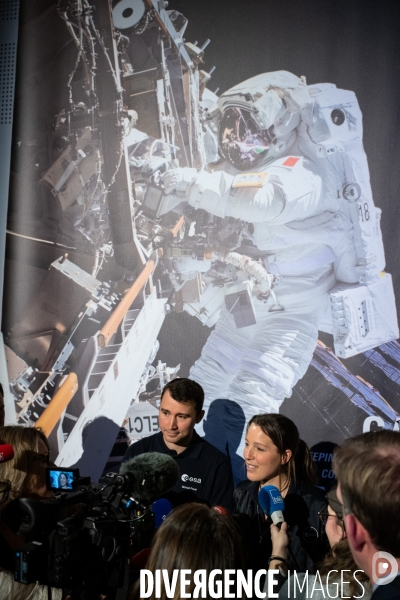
[{"x1": 159, "y1": 390, "x2": 204, "y2": 450}]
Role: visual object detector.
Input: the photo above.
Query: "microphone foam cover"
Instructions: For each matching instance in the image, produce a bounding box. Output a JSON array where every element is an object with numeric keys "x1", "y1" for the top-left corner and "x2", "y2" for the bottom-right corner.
[
  {"x1": 0, "y1": 444, "x2": 14, "y2": 463},
  {"x1": 152, "y1": 498, "x2": 173, "y2": 527},
  {"x1": 120, "y1": 452, "x2": 179, "y2": 501},
  {"x1": 258, "y1": 485, "x2": 285, "y2": 516},
  {"x1": 212, "y1": 506, "x2": 229, "y2": 515},
  {"x1": 258, "y1": 486, "x2": 271, "y2": 515}
]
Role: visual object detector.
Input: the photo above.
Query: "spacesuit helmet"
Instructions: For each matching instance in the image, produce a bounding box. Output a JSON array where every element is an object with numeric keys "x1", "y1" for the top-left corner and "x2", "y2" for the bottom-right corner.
[
  {"x1": 218, "y1": 106, "x2": 274, "y2": 170},
  {"x1": 216, "y1": 71, "x2": 311, "y2": 170}
]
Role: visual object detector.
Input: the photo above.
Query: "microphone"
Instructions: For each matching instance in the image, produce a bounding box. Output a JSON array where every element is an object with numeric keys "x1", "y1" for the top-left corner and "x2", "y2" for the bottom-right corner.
[
  {"x1": 0, "y1": 444, "x2": 14, "y2": 463},
  {"x1": 152, "y1": 497, "x2": 173, "y2": 527},
  {"x1": 120, "y1": 452, "x2": 179, "y2": 502},
  {"x1": 258, "y1": 485, "x2": 285, "y2": 526},
  {"x1": 130, "y1": 547, "x2": 151, "y2": 570},
  {"x1": 212, "y1": 506, "x2": 228, "y2": 515}
]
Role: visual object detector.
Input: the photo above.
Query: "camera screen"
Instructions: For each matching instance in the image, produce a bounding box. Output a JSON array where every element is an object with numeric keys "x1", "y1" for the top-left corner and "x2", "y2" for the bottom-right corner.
[{"x1": 46, "y1": 467, "x2": 79, "y2": 491}]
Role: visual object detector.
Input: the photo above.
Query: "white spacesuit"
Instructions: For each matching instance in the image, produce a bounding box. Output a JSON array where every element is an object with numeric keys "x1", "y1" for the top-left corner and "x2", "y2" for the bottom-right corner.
[{"x1": 161, "y1": 71, "x2": 398, "y2": 453}]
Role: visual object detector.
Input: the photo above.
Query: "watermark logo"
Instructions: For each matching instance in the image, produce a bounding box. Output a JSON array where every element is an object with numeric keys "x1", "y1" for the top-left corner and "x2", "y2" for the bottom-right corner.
[
  {"x1": 140, "y1": 568, "x2": 368, "y2": 598},
  {"x1": 372, "y1": 551, "x2": 399, "y2": 585}
]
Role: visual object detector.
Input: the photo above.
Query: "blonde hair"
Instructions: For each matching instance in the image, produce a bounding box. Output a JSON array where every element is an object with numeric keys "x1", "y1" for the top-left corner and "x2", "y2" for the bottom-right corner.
[{"x1": 0, "y1": 425, "x2": 50, "y2": 504}]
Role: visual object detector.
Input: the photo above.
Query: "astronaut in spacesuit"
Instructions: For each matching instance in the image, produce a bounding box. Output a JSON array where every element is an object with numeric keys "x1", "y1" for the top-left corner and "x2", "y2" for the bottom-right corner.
[{"x1": 160, "y1": 71, "x2": 397, "y2": 457}]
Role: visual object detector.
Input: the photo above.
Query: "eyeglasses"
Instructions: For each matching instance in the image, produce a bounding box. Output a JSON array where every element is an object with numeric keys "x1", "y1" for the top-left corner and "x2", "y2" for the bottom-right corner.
[
  {"x1": 0, "y1": 480, "x2": 11, "y2": 504},
  {"x1": 34, "y1": 451, "x2": 50, "y2": 465},
  {"x1": 318, "y1": 510, "x2": 343, "y2": 527}
]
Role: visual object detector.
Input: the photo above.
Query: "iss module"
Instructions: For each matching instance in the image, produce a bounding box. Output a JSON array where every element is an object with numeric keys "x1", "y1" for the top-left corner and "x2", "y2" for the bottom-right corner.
[{"x1": 2, "y1": 0, "x2": 399, "y2": 475}]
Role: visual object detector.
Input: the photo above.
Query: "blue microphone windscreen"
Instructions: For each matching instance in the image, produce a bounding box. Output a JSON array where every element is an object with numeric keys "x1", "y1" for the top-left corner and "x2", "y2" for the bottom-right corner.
[
  {"x1": 152, "y1": 498, "x2": 173, "y2": 528},
  {"x1": 258, "y1": 487, "x2": 271, "y2": 514},
  {"x1": 258, "y1": 485, "x2": 285, "y2": 516}
]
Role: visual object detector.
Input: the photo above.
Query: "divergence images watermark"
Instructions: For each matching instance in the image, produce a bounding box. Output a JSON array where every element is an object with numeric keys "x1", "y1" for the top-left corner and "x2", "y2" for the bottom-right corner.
[
  {"x1": 372, "y1": 551, "x2": 399, "y2": 586},
  {"x1": 140, "y1": 569, "x2": 368, "y2": 598}
]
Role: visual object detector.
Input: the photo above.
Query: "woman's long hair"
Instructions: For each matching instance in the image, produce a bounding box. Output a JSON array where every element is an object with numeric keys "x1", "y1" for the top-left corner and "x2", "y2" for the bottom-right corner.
[
  {"x1": 248, "y1": 413, "x2": 318, "y2": 488},
  {"x1": 0, "y1": 425, "x2": 50, "y2": 504},
  {"x1": 131, "y1": 503, "x2": 245, "y2": 600}
]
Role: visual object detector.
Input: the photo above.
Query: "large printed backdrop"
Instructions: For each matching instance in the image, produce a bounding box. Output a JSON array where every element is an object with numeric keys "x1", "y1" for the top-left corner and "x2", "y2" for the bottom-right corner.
[{"x1": 2, "y1": 0, "x2": 400, "y2": 483}]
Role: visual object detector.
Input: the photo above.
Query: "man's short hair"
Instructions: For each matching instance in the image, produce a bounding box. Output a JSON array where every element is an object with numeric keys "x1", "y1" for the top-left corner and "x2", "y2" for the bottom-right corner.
[
  {"x1": 333, "y1": 430, "x2": 400, "y2": 555},
  {"x1": 161, "y1": 378, "x2": 204, "y2": 414}
]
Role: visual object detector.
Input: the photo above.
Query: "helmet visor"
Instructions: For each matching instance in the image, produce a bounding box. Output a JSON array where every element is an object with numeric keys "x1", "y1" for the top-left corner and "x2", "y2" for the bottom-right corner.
[{"x1": 219, "y1": 106, "x2": 272, "y2": 170}]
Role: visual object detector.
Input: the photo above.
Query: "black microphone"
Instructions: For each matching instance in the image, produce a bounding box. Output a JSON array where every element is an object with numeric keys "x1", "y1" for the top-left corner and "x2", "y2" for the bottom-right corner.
[{"x1": 120, "y1": 452, "x2": 179, "y2": 502}]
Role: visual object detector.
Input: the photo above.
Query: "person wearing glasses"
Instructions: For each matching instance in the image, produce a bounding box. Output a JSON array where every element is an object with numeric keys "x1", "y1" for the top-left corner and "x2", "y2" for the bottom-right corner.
[
  {"x1": 265, "y1": 486, "x2": 371, "y2": 599},
  {"x1": 0, "y1": 426, "x2": 54, "y2": 573},
  {"x1": 334, "y1": 431, "x2": 400, "y2": 600}
]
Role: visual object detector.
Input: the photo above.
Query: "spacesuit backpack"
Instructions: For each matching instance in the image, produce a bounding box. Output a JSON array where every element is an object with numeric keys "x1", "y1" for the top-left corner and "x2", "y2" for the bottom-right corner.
[{"x1": 303, "y1": 83, "x2": 398, "y2": 357}]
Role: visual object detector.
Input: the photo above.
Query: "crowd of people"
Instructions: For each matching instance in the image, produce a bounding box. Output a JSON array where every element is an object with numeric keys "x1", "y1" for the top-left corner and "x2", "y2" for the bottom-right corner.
[{"x1": 0, "y1": 377, "x2": 399, "y2": 600}]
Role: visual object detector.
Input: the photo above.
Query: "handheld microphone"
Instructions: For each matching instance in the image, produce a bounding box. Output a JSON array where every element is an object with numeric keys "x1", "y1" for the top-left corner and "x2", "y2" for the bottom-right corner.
[
  {"x1": 130, "y1": 547, "x2": 151, "y2": 570},
  {"x1": 0, "y1": 444, "x2": 14, "y2": 463},
  {"x1": 120, "y1": 452, "x2": 179, "y2": 502},
  {"x1": 212, "y1": 506, "x2": 228, "y2": 515},
  {"x1": 152, "y1": 497, "x2": 173, "y2": 527},
  {"x1": 258, "y1": 485, "x2": 285, "y2": 526}
]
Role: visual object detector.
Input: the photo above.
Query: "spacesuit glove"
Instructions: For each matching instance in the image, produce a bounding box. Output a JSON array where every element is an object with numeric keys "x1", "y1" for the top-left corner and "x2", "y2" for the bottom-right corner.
[{"x1": 161, "y1": 167, "x2": 198, "y2": 195}]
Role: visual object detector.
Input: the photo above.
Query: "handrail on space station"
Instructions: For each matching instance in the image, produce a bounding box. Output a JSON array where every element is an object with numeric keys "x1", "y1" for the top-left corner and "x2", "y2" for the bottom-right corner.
[
  {"x1": 33, "y1": 258, "x2": 156, "y2": 437},
  {"x1": 34, "y1": 372, "x2": 78, "y2": 437},
  {"x1": 97, "y1": 259, "x2": 156, "y2": 348},
  {"x1": 171, "y1": 215, "x2": 185, "y2": 237},
  {"x1": 33, "y1": 216, "x2": 185, "y2": 437},
  {"x1": 97, "y1": 215, "x2": 184, "y2": 348},
  {"x1": 32, "y1": 259, "x2": 156, "y2": 437}
]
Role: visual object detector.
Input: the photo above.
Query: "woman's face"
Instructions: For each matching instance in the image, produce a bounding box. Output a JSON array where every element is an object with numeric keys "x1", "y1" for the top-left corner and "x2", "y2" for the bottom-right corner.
[
  {"x1": 60, "y1": 473, "x2": 68, "y2": 487},
  {"x1": 243, "y1": 424, "x2": 291, "y2": 486},
  {"x1": 325, "y1": 504, "x2": 345, "y2": 547}
]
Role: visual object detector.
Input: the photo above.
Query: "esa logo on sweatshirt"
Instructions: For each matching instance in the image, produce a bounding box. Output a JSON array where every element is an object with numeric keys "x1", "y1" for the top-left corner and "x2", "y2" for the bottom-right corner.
[{"x1": 181, "y1": 473, "x2": 201, "y2": 484}]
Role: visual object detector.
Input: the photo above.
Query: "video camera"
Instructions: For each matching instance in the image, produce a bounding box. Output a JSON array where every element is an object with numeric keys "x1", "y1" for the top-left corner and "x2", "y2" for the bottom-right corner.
[{"x1": 14, "y1": 452, "x2": 179, "y2": 600}]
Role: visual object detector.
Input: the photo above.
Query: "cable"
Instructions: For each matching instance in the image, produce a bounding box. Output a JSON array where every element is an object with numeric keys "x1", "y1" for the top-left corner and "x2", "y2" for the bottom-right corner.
[
  {"x1": 87, "y1": 9, "x2": 123, "y2": 94},
  {"x1": 105, "y1": 139, "x2": 125, "y2": 192},
  {"x1": 135, "y1": 11, "x2": 150, "y2": 35}
]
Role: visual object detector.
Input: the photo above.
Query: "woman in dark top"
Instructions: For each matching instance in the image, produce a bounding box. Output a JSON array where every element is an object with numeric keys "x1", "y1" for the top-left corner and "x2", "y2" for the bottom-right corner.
[{"x1": 233, "y1": 413, "x2": 328, "y2": 573}]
